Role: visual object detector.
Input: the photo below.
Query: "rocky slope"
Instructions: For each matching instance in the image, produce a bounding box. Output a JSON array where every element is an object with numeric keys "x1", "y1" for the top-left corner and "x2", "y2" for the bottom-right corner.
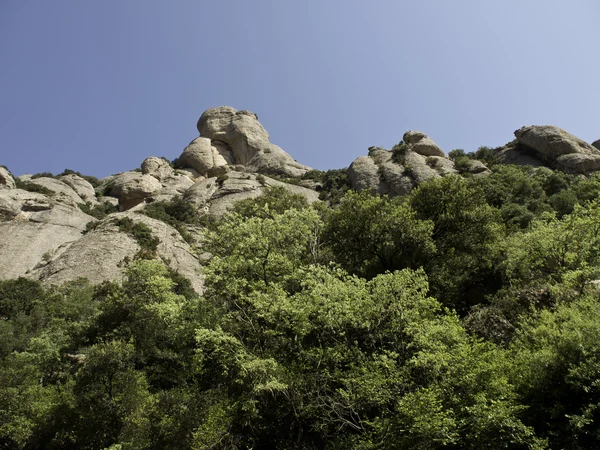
[{"x1": 1, "y1": 109, "x2": 599, "y2": 292}]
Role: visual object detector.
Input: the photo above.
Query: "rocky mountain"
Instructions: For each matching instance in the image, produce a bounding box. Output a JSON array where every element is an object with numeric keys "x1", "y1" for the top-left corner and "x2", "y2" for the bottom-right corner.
[{"x1": 1, "y1": 106, "x2": 599, "y2": 293}]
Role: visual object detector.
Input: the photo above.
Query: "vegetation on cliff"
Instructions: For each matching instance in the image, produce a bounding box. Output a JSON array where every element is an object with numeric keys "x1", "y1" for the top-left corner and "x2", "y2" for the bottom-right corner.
[{"x1": 2, "y1": 164, "x2": 600, "y2": 449}]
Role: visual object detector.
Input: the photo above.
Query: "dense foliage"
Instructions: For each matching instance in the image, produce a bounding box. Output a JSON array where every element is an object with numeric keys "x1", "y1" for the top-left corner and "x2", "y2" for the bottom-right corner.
[{"x1": 2, "y1": 165, "x2": 600, "y2": 449}]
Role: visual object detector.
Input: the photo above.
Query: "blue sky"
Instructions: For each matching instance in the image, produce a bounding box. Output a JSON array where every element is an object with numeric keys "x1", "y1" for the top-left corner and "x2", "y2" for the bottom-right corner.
[{"x1": 1, "y1": 1, "x2": 599, "y2": 178}]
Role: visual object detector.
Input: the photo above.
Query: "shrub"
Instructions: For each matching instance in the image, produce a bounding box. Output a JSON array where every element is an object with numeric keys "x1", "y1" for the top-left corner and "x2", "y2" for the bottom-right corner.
[
  {"x1": 14, "y1": 179, "x2": 54, "y2": 195},
  {"x1": 79, "y1": 201, "x2": 118, "y2": 220},
  {"x1": 114, "y1": 217, "x2": 159, "y2": 258},
  {"x1": 30, "y1": 172, "x2": 54, "y2": 179}
]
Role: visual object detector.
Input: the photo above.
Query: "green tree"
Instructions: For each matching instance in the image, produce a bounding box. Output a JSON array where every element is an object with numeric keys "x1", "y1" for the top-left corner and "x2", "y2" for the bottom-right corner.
[
  {"x1": 410, "y1": 175, "x2": 504, "y2": 312},
  {"x1": 323, "y1": 190, "x2": 436, "y2": 278}
]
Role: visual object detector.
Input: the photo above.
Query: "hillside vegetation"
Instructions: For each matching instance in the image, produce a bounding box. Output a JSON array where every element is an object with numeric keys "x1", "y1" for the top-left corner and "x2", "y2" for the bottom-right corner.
[{"x1": 3, "y1": 164, "x2": 600, "y2": 449}]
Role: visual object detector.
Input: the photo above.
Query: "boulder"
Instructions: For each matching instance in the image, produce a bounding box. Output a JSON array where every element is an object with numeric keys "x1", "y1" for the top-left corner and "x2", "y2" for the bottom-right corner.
[
  {"x1": 379, "y1": 161, "x2": 413, "y2": 196},
  {"x1": 109, "y1": 172, "x2": 162, "y2": 210},
  {"x1": 403, "y1": 151, "x2": 441, "y2": 184},
  {"x1": 177, "y1": 137, "x2": 229, "y2": 175},
  {"x1": 348, "y1": 156, "x2": 380, "y2": 193},
  {"x1": 403, "y1": 131, "x2": 445, "y2": 157},
  {"x1": 556, "y1": 153, "x2": 600, "y2": 173},
  {"x1": 141, "y1": 157, "x2": 174, "y2": 181},
  {"x1": 191, "y1": 106, "x2": 311, "y2": 177},
  {"x1": 592, "y1": 139, "x2": 600, "y2": 150},
  {"x1": 426, "y1": 156, "x2": 458, "y2": 176},
  {"x1": 0, "y1": 166, "x2": 15, "y2": 189},
  {"x1": 514, "y1": 125, "x2": 600, "y2": 173},
  {"x1": 29, "y1": 212, "x2": 204, "y2": 294},
  {"x1": 59, "y1": 174, "x2": 97, "y2": 203},
  {"x1": 464, "y1": 159, "x2": 491, "y2": 175}
]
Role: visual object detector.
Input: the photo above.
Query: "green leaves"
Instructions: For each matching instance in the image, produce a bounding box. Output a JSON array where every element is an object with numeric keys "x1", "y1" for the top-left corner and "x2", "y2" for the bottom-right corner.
[{"x1": 324, "y1": 190, "x2": 436, "y2": 278}]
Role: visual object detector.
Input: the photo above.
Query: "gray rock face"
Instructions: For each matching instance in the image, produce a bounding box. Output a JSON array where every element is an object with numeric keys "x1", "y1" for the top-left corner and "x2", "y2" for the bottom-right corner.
[
  {"x1": 184, "y1": 170, "x2": 319, "y2": 216},
  {"x1": 177, "y1": 137, "x2": 229, "y2": 175},
  {"x1": 0, "y1": 166, "x2": 15, "y2": 189},
  {"x1": 59, "y1": 174, "x2": 97, "y2": 204},
  {"x1": 141, "y1": 157, "x2": 174, "y2": 181},
  {"x1": 0, "y1": 190, "x2": 96, "y2": 282},
  {"x1": 27, "y1": 177, "x2": 85, "y2": 206},
  {"x1": 0, "y1": 189, "x2": 53, "y2": 220},
  {"x1": 495, "y1": 146, "x2": 545, "y2": 167},
  {"x1": 403, "y1": 131, "x2": 445, "y2": 157},
  {"x1": 348, "y1": 156, "x2": 380, "y2": 193},
  {"x1": 464, "y1": 159, "x2": 491, "y2": 175},
  {"x1": 179, "y1": 106, "x2": 311, "y2": 177},
  {"x1": 514, "y1": 126, "x2": 600, "y2": 173},
  {"x1": 109, "y1": 172, "x2": 163, "y2": 210},
  {"x1": 30, "y1": 212, "x2": 204, "y2": 294},
  {"x1": 347, "y1": 133, "x2": 459, "y2": 197},
  {"x1": 592, "y1": 139, "x2": 600, "y2": 150},
  {"x1": 0, "y1": 221, "x2": 84, "y2": 281}
]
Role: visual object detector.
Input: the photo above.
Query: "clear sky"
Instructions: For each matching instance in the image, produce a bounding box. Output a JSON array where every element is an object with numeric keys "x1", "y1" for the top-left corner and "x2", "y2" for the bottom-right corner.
[{"x1": 1, "y1": 1, "x2": 599, "y2": 178}]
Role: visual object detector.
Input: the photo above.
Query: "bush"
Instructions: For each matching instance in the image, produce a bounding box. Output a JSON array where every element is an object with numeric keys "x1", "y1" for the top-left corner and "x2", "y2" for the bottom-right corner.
[
  {"x1": 79, "y1": 201, "x2": 118, "y2": 220},
  {"x1": 14, "y1": 179, "x2": 54, "y2": 195},
  {"x1": 549, "y1": 189, "x2": 577, "y2": 217},
  {"x1": 30, "y1": 172, "x2": 54, "y2": 179},
  {"x1": 114, "y1": 217, "x2": 159, "y2": 258}
]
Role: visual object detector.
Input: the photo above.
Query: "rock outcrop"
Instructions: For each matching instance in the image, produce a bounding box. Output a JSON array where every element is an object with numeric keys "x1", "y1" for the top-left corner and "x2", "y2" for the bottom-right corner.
[
  {"x1": 347, "y1": 132, "x2": 463, "y2": 196},
  {"x1": 403, "y1": 131, "x2": 445, "y2": 157},
  {"x1": 105, "y1": 172, "x2": 163, "y2": 210},
  {"x1": 25, "y1": 177, "x2": 86, "y2": 206},
  {"x1": 141, "y1": 157, "x2": 174, "y2": 181},
  {"x1": 59, "y1": 174, "x2": 97, "y2": 204},
  {"x1": 0, "y1": 166, "x2": 15, "y2": 189},
  {"x1": 176, "y1": 106, "x2": 311, "y2": 177},
  {"x1": 511, "y1": 126, "x2": 600, "y2": 173},
  {"x1": 30, "y1": 212, "x2": 204, "y2": 293},
  {"x1": 0, "y1": 188, "x2": 96, "y2": 281},
  {"x1": 592, "y1": 139, "x2": 600, "y2": 151},
  {"x1": 184, "y1": 170, "x2": 320, "y2": 216}
]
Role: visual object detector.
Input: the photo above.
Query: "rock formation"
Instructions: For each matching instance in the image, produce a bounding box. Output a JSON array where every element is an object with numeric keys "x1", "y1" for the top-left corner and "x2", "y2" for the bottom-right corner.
[
  {"x1": 347, "y1": 131, "x2": 488, "y2": 196},
  {"x1": 2, "y1": 108, "x2": 597, "y2": 295},
  {"x1": 495, "y1": 126, "x2": 600, "y2": 173},
  {"x1": 0, "y1": 166, "x2": 16, "y2": 189},
  {"x1": 176, "y1": 106, "x2": 311, "y2": 177}
]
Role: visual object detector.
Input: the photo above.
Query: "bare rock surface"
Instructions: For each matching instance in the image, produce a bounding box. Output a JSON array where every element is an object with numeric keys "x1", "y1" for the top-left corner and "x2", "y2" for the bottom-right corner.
[
  {"x1": 176, "y1": 106, "x2": 311, "y2": 177},
  {"x1": 0, "y1": 166, "x2": 15, "y2": 189},
  {"x1": 27, "y1": 177, "x2": 85, "y2": 206},
  {"x1": 109, "y1": 172, "x2": 163, "y2": 210},
  {"x1": 30, "y1": 212, "x2": 204, "y2": 294},
  {"x1": 514, "y1": 125, "x2": 600, "y2": 173},
  {"x1": 184, "y1": 170, "x2": 319, "y2": 216},
  {"x1": 59, "y1": 174, "x2": 97, "y2": 203},
  {"x1": 347, "y1": 132, "x2": 462, "y2": 197},
  {"x1": 0, "y1": 191, "x2": 95, "y2": 282},
  {"x1": 347, "y1": 156, "x2": 380, "y2": 193},
  {"x1": 403, "y1": 131, "x2": 445, "y2": 157},
  {"x1": 141, "y1": 157, "x2": 174, "y2": 181},
  {"x1": 177, "y1": 137, "x2": 229, "y2": 175}
]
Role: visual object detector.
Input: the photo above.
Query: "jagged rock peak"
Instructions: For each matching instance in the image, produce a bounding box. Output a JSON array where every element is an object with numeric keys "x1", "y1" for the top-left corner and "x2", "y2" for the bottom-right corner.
[{"x1": 176, "y1": 106, "x2": 311, "y2": 178}]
